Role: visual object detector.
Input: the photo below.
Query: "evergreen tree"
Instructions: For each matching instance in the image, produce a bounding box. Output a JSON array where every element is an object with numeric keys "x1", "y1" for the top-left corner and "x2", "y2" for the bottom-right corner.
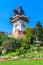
[{"x1": 35, "y1": 21, "x2": 42, "y2": 41}]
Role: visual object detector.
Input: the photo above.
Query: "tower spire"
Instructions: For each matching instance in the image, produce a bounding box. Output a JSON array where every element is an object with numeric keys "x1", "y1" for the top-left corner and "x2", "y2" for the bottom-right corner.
[{"x1": 14, "y1": 6, "x2": 25, "y2": 15}]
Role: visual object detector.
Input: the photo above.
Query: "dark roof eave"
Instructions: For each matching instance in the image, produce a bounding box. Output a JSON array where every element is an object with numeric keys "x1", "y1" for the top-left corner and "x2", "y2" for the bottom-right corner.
[{"x1": 10, "y1": 17, "x2": 29, "y2": 23}]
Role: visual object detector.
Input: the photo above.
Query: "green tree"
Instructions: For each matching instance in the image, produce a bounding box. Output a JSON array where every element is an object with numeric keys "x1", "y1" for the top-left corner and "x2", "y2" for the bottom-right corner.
[
  {"x1": 22, "y1": 27, "x2": 33, "y2": 50},
  {"x1": 35, "y1": 21, "x2": 42, "y2": 41},
  {"x1": 25, "y1": 27, "x2": 33, "y2": 44}
]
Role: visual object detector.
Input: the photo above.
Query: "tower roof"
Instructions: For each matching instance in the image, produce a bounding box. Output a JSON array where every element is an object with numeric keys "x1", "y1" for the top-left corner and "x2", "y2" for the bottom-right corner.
[
  {"x1": 10, "y1": 6, "x2": 29, "y2": 23},
  {"x1": 14, "y1": 6, "x2": 25, "y2": 15}
]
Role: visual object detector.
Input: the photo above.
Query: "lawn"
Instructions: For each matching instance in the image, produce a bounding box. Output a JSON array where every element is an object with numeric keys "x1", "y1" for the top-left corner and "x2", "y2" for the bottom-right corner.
[{"x1": 0, "y1": 60, "x2": 43, "y2": 65}]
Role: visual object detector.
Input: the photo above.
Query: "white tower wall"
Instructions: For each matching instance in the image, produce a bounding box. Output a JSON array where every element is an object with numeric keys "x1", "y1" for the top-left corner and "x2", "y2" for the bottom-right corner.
[{"x1": 12, "y1": 20, "x2": 26, "y2": 33}]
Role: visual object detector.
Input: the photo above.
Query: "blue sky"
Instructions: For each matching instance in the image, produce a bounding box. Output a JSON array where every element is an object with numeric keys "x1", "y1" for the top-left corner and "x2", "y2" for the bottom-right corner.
[{"x1": 0, "y1": 0, "x2": 43, "y2": 33}]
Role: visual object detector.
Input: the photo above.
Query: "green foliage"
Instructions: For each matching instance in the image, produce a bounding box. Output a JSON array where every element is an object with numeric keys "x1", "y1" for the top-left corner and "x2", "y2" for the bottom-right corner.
[
  {"x1": 3, "y1": 52, "x2": 19, "y2": 58},
  {"x1": 25, "y1": 27, "x2": 33, "y2": 43},
  {"x1": 21, "y1": 27, "x2": 33, "y2": 50},
  {"x1": 35, "y1": 21, "x2": 42, "y2": 41},
  {"x1": 0, "y1": 21, "x2": 43, "y2": 58}
]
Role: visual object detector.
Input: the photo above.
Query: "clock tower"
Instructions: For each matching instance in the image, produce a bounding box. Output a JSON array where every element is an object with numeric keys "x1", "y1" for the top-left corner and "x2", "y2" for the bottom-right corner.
[{"x1": 10, "y1": 6, "x2": 29, "y2": 38}]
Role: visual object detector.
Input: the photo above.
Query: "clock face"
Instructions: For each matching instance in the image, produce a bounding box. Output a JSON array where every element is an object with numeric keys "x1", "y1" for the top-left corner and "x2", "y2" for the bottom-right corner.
[
  {"x1": 15, "y1": 23, "x2": 19, "y2": 28},
  {"x1": 15, "y1": 22, "x2": 20, "y2": 30},
  {"x1": 21, "y1": 22, "x2": 26, "y2": 28}
]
